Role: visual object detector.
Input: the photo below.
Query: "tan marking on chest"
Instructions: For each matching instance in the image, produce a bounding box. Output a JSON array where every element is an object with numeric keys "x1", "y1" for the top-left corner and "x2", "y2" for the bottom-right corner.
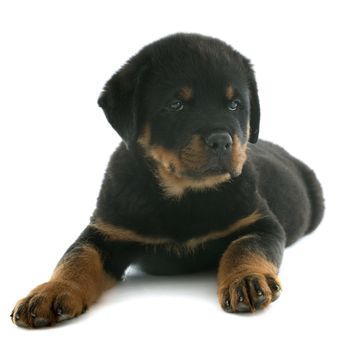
[{"x1": 90, "y1": 211, "x2": 262, "y2": 255}]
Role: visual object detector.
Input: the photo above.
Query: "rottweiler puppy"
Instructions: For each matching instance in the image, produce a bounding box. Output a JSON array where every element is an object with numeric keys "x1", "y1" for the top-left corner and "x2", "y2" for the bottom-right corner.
[{"x1": 12, "y1": 33, "x2": 324, "y2": 328}]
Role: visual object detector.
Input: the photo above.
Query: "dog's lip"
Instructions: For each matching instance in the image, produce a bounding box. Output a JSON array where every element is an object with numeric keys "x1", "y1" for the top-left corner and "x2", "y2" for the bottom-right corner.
[
  {"x1": 203, "y1": 157, "x2": 233, "y2": 174},
  {"x1": 183, "y1": 163, "x2": 233, "y2": 178},
  {"x1": 202, "y1": 166, "x2": 229, "y2": 175}
]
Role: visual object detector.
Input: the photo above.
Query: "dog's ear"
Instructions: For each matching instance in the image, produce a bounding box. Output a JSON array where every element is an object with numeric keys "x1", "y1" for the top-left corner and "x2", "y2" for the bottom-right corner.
[
  {"x1": 241, "y1": 57, "x2": 260, "y2": 143},
  {"x1": 98, "y1": 56, "x2": 149, "y2": 147}
]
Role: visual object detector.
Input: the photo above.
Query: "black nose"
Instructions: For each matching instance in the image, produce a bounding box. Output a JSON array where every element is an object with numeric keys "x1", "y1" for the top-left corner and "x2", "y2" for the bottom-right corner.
[{"x1": 205, "y1": 132, "x2": 233, "y2": 153}]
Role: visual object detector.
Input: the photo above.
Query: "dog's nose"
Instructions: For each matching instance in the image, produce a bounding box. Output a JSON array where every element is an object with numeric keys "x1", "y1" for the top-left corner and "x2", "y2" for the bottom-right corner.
[{"x1": 205, "y1": 132, "x2": 233, "y2": 153}]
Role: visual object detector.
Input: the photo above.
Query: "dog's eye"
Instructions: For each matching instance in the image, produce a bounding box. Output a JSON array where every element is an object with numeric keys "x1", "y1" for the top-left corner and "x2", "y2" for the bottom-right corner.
[
  {"x1": 228, "y1": 99, "x2": 241, "y2": 111},
  {"x1": 170, "y1": 100, "x2": 184, "y2": 111}
]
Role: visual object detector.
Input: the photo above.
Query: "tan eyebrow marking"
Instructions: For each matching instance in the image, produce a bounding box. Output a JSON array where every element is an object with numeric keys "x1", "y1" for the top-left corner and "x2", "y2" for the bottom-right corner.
[
  {"x1": 226, "y1": 85, "x2": 235, "y2": 100},
  {"x1": 179, "y1": 86, "x2": 193, "y2": 101}
]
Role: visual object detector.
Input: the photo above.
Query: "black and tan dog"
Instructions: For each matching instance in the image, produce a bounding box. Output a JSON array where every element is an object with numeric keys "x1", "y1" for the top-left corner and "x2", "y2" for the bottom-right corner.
[{"x1": 12, "y1": 33, "x2": 324, "y2": 328}]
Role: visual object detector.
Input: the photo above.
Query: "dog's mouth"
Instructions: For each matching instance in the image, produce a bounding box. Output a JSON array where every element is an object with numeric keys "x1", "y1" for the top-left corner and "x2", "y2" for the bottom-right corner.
[
  {"x1": 177, "y1": 134, "x2": 246, "y2": 179},
  {"x1": 179, "y1": 157, "x2": 239, "y2": 179},
  {"x1": 138, "y1": 127, "x2": 247, "y2": 197}
]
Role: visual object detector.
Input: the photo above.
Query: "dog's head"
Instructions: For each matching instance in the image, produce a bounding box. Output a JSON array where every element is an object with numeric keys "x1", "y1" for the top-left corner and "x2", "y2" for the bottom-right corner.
[{"x1": 98, "y1": 34, "x2": 260, "y2": 197}]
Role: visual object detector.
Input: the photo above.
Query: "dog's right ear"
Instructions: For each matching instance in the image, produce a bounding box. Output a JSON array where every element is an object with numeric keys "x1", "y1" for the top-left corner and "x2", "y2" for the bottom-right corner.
[
  {"x1": 240, "y1": 56, "x2": 260, "y2": 144},
  {"x1": 98, "y1": 55, "x2": 149, "y2": 147}
]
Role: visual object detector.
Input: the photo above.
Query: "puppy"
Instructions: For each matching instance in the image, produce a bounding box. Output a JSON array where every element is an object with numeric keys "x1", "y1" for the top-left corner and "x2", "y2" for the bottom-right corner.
[{"x1": 11, "y1": 33, "x2": 324, "y2": 328}]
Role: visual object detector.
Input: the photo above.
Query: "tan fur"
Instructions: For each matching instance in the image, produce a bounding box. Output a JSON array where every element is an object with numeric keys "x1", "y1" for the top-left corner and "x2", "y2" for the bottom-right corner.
[
  {"x1": 91, "y1": 220, "x2": 169, "y2": 244},
  {"x1": 217, "y1": 237, "x2": 281, "y2": 312},
  {"x1": 138, "y1": 125, "x2": 183, "y2": 175},
  {"x1": 246, "y1": 120, "x2": 251, "y2": 141},
  {"x1": 156, "y1": 168, "x2": 231, "y2": 198},
  {"x1": 185, "y1": 211, "x2": 263, "y2": 250},
  {"x1": 138, "y1": 124, "x2": 152, "y2": 148},
  {"x1": 231, "y1": 135, "x2": 247, "y2": 176},
  {"x1": 51, "y1": 245, "x2": 116, "y2": 304},
  {"x1": 218, "y1": 249, "x2": 278, "y2": 290},
  {"x1": 226, "y1": 85, "x2": 235, "y2": 100},
  {"x1": 138, "y1": 126, "x2": 232, "y2": 198},
  {"x1": 12, "y1": 245, "x2": 115, "y2": 328},
  {"x1": 179, "y1": 86, "x2": 193, "y2": 101},
  {"x1": 91, "y1": 211, "x2": 262, "y2": 255},
  {"x1": 179, "y1": 134, "x2": 208, "y2": 171}
]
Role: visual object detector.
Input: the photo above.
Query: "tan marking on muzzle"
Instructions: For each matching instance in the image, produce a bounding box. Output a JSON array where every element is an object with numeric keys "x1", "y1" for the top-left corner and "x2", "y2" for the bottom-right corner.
[
  {"x1": 179, "y1": 135, "x2": 208, "y2": 172},
  {"x1": 231, "y1": 135, "x2": 247, "y2": 176},
  {"x1": 138, "y1": 125, "x2": 183, "y2": 174},
  {"x1": 138, "y1": 126, "x2": 232, "y2": 198}
]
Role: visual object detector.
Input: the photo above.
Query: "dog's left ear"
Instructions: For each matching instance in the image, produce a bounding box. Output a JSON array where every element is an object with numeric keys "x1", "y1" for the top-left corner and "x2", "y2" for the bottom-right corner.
[
  {"x1": 98, "y1": 56, "x2": 149, "y2": 147},
  {"x1": 241, "y1": 57, "x2": 260, "y2": 143}
]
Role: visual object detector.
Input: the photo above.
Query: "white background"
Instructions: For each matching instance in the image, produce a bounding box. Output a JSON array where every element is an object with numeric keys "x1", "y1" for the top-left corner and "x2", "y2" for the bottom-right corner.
[{"x1": 1, "y1": 0, "x2": 349, "y2": 349}]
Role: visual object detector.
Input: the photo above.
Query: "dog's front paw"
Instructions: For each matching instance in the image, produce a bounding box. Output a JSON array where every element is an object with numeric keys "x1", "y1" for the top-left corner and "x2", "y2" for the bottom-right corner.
[
  {"x1": 218, "y1": 273, "x2": 281, "y2": 313},
  {"x1": 11, "y1": 281, "x2": 87, "y2": 328}
]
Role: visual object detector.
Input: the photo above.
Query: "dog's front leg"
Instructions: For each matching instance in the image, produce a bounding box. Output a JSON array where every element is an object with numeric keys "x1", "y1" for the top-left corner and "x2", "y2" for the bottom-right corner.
[
  {"x1": 11, "y1": 226, "x2": 139, "y2": 328},
  {"x1": 217, "y1": 218, "x2": 285, "y2": 313}
]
